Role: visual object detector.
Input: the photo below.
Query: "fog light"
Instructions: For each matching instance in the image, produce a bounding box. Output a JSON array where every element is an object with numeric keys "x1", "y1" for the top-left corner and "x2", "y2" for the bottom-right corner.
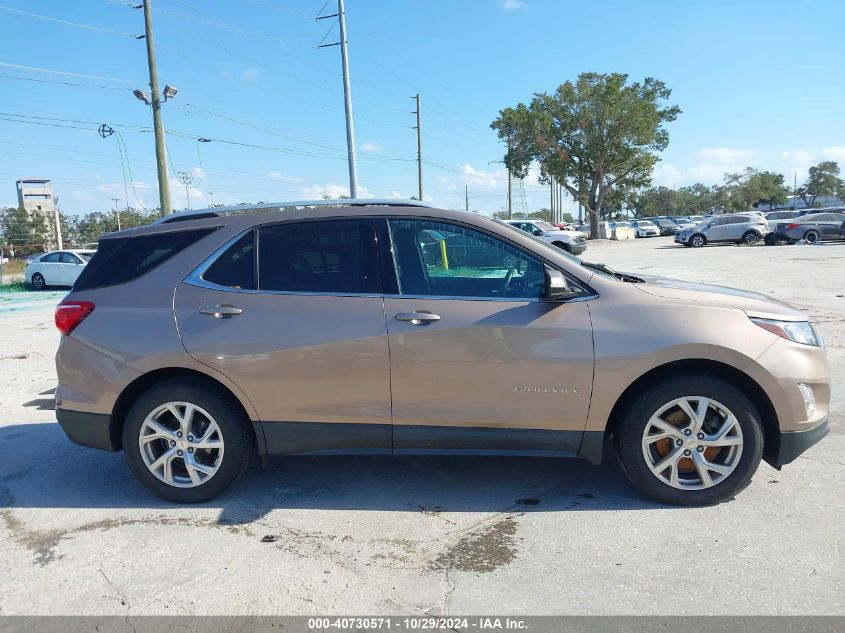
[{"x1": 798, "y1": 383, "x2": 816, "y2": 419}]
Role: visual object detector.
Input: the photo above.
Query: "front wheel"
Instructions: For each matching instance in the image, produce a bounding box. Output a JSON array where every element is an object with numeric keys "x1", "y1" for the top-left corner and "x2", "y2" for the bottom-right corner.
[
  {"x1": 614, "y1": 376, "x2": 763, "y2": 506},
  {"x1": 804, "y1": 230, "x2": 820, "y2": 244},
  {"x1": 689, "y1": 234, "x2": 706, "y2": 248},
  {"x1": 123, "y1": 378, "x2": 253, "y2": 503}
]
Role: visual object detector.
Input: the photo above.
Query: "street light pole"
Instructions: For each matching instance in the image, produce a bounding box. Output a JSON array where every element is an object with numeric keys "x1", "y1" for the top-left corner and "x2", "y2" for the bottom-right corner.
[
  {"x1": 111, "y1": 197, "x2": 121, "y2": 230},
  {"x1": 141, "y1": 0, "x2": 171, "y2": 215}
]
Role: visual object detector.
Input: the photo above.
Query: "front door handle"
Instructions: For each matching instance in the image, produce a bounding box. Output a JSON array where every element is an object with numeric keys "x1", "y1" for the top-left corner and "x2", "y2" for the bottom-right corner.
[
  {"x1": 199, "y1": 304, "x2": 243, "y2": 319},
  {"x1": 395, "y1": 311, "x2": 440, "y2": 326}
]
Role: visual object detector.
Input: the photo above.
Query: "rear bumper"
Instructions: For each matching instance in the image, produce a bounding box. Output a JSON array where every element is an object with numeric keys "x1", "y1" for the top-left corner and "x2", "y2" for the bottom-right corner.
[
  {"x1": 56, "y1": 407, "x2": 117, "y2": 452},
  {"x1": 772, "y1": 418, "x2": 829, "y2": 468}
]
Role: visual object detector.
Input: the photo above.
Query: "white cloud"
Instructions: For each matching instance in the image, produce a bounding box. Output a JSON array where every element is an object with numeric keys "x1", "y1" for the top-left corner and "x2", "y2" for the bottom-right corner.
[
  {"x1": 241, "y1": 67, "x2": 261, "y2": 81},
  {"x1": 360, "y1": 140, "x2": 382, "y2": 152},
  {"x1": 300, "y1": 183, "x2": 373, "y2": 199},
  {"x1": 502, "y1": 0, "x2": 528, "y2": 11},
  {"x1": 820, "y1": 146, "x2": 845, "y2": 162},
  {"x1": 696, "y1": 147, "x2": 757, "y2": 163}
]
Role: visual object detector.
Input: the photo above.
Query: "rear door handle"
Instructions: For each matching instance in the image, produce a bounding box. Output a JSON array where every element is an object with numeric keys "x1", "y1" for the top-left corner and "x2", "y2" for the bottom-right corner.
[
  {"x1": 395, "y1": 311, "x2": 440, "y2": 325},
  {"x1": 199, "y1": 304, "x2": 243, "y2": 319}
]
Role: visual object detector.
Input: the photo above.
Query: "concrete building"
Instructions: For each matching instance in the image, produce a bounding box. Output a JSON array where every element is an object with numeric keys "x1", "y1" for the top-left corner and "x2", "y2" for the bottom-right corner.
[{"x1": 16, "y1": 178, "x2": 55, "y2": 214}]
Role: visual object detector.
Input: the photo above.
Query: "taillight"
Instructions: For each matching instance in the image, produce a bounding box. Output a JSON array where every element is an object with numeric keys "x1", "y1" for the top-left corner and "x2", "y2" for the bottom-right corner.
[
  {"x1": 786, "y1": 223, "x2": 800, "y2": 229},
  {"x1": 55, "y1": 300, "x2": 95, "y2": 335}
]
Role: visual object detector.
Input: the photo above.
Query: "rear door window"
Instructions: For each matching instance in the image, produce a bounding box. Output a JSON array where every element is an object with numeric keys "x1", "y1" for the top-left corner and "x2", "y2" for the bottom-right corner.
[
  {"x1": 257, "y1": 219, "x2": 378, "y2": 294},
  {"x1": 41, "y1": 253, "x2": 60, "y2": 263}
]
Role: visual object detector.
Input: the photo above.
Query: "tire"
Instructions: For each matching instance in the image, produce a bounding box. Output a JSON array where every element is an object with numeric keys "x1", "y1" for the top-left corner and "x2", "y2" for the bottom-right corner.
[
  {"x1": 804, "y1": 230, "x2": 820, "y2": 244},
  {"x1": 31, "y1": 273, "x2": 46, "y2": 290},
  {"x1": 122, "y1": 378, "x2": 253, "y2": 503},
  {"x1": 689, "y1": 234, "x2": 706, "y2": 248},
  {"x1": 614, "y1": 376, "x2": 763, "y2": 506},
  {"x1": 741, "y1": 231, "x2": 760, "y2": 245},
  {"x1": 764, "y1": 233, "x2": 777, "y2": 246}
]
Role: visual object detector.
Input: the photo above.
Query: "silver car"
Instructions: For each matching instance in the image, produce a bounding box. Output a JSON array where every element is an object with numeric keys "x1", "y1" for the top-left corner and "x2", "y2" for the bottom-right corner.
[{"x1": 675, "y1": 214, "x2": 769, "y2": 248}]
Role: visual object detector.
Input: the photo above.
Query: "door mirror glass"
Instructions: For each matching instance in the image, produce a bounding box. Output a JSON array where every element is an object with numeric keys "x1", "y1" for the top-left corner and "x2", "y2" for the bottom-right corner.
[
  {"x1": 532, "y1": 229, "x2": 543, "y2": 236},
  {"x1": 545, "y1": 266, "x2": 572, "y2": 300}
]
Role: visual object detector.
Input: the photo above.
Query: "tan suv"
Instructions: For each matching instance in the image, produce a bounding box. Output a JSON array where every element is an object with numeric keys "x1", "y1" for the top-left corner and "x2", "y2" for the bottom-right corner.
[{"x1": 54, "y1": 200, "x2": 830, "y2": 505}]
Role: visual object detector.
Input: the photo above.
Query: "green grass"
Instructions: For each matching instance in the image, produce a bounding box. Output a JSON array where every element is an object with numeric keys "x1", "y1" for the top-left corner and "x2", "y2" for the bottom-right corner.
[{"x1": 0, "y1": 281, "x2": 29, "y2": 292}]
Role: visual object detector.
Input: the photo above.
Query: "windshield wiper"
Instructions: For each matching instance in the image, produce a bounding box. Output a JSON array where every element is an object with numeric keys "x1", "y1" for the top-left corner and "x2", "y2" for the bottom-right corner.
[{"x1": 581, "y1": 261, "x2": 644, "y2": 283}]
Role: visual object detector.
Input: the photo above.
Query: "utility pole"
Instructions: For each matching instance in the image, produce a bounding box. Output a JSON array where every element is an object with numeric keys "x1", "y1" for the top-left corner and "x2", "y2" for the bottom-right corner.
[
  {"x1": 412, "y1": 93, "x2": 423, "y2": 201},
  {"x1": 53, "y1": 208, "x2": 63, "y2": 250},
  {"x1": 506, "y1": 134, "x2": 512, "y2": 219},
  {"x1": 794, "y1": 171, "x2": 798, "y2": 211},
  {"x1": 111, "y1": 197, "x2": 122, "y2": 230},
  {"x1": 176, "y1": 171, "x2": 194, "y2": 210},
  {"x1": 317, "y1": 0, "x2": 359, "y2": 198},
  {"x1": 209, "y1": 191, "x2": 215, "y2": 207},
  {"x1": 465, "y1": 185, "x2": 469, "y2": 212},
  {"x1": 141, "y1": 0, "x2": 171, "y2": 214},
  {"x1": 550, "y1": 176, "x2": 556, "y2": 220}
]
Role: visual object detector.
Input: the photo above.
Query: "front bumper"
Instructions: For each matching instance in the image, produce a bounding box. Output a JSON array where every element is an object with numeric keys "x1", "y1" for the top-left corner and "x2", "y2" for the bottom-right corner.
[
  {"x1": 56, "y1": 407, "x2": 117, "y2": 452},
  {"x1": 773, "y1": 418, "x2": 829, "y2": 468},
  {"x1": 568, "y1": 242, "x2": 587, "y2": 255}
]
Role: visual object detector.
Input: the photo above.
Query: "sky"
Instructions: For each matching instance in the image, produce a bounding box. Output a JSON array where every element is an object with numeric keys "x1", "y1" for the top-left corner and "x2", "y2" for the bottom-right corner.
[{"x1": 1, "y1": 0, "x2": 844, "y2": 217}]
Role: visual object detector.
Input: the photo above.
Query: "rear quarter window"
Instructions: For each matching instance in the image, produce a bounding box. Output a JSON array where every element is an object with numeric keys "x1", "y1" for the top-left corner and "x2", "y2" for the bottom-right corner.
[{"x1": 73, "y1": 228, "x2": 215, "y2": 291}]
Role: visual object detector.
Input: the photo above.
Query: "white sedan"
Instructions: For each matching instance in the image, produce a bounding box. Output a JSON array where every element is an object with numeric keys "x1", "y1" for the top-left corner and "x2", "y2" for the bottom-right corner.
[
  {"x1": 25, "y1": 249, "x2": 96, "y2": 290},
  {"x1": 630, "y1": 219, "x2": 660, "y2": 237}
]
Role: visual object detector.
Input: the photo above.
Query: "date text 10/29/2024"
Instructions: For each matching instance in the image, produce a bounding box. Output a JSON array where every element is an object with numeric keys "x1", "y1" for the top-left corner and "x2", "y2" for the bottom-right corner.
[{"x1": 307, "y1": 617, "x2": 528, "y2": 630}]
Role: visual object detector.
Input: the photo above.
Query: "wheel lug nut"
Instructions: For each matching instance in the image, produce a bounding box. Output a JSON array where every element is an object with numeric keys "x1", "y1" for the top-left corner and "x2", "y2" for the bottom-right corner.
[
  {"x1": 188, "y1": 447, "x2": 194, "y2": 453},
  {"x1": 188, "y1": 435, "x2": 194, "y2": 442},
  {"x1": 697, "y1": 446, "x2": 704, "y2": 452},
  {"x1": 683, "y1": 449, "x2": 691, "y2": 456},
  {"x1": 675, "y1": 439, "x2": 683, "y2": 446},
  {"x1": 697, "y1": 433, "x2": 704, "y2": 440},
  {"x1": 177, "y1": 450, "x2": 183, "y2": 456},
  {"x1": 683, "y1": 429, "x2": 692, "y2": 436},
  {"x1": 176, "y1": 431, "x2": 183, "y2": 438},
  {"x1": 170, "y1": 440, "x2": 176, "y2": 446}
]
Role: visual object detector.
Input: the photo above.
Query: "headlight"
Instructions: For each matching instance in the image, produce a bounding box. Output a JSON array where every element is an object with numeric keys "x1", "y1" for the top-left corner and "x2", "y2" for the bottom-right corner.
[{"x1": 750, "y1": 318, "x2": 823, "y2": 347}]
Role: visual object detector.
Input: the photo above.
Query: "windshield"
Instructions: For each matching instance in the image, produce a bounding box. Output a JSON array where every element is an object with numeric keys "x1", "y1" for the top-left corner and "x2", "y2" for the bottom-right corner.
[
  {"x1": 534, "y1": 221, "x2": 558, "y2": 231},
  {"x1": 638, "y1": 220, "x2": 656, "y2": 227}
]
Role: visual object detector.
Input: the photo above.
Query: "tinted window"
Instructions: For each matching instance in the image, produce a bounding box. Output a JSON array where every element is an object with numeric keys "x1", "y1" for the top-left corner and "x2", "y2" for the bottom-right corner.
[
  {"x1": 59, "y1": 252, "x2": 81, "y2": 264},
  {"x1": 204, "y1": 231, "x2": 255, "y2": 290},
  {"x1": 388, "y1": 219, "x2": 546, "y2": 299},
  {"x1": 74, "y1": 228, "x2": 215, "y2": 291},
  {"x1": 258, "y1": 219, "x2": 376, "y2": 294},
  {"x1": 41, "y1": 252, "x2": 61, "y2": 263}
]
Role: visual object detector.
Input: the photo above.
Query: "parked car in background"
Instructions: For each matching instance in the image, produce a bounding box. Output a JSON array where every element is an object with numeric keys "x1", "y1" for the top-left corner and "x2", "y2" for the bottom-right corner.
[
  {"x1": 765, "y1": 210, "x2": 799, "y2": 222},
  {"x1": 688, "y1": 215, "x2": 705, "y2": 225},
  {"x1": 53, "y1": 199, "x2": 830, "y2": 506},
  {"x1": 655, "y1": 218, "x2": 680, "y2": 236},
  {"x1": 25, "y1": 249, "x2": 96, "y2": 289},
  {"x1": 673, "y1": 218, "x2": 695, "y2": 230},
  {"x1": 503, "y1": 219, "x2": 587, "y2": 255},
  {"x1": 630, "y1": 219, "x2": 660, "y2": 237},
  {"x1": 770, "y1": 212, "x2": 845, "y2": 245},
  {"x1": 675, "y1": 214, "x2": 769, "y2": 247}
]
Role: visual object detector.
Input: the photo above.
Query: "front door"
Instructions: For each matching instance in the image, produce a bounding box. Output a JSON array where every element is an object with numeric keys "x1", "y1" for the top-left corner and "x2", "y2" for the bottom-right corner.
[
  {"x1": 174, "y1": 219, "x2": 392, "y2": 454},
  {"x1": 382, "y1": 218, "x2": 594, "y2": 455}
]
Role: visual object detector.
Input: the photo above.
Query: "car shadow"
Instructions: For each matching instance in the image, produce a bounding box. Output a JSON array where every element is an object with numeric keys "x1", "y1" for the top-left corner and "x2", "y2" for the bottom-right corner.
[{"x1": 0, "y1": 422, "x2": 671, "y2": 524}]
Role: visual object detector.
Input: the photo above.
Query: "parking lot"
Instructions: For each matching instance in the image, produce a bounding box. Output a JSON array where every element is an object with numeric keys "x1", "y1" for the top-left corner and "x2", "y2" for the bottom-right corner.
[{"x1": 0, "y1": 236, "x2": 842, "y2": 616}]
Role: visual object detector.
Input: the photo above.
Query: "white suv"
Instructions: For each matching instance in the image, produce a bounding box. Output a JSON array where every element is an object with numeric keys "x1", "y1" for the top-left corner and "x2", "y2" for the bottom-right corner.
[{"x1": 504, "y1": 219, "x2": 587, "y2": 255}]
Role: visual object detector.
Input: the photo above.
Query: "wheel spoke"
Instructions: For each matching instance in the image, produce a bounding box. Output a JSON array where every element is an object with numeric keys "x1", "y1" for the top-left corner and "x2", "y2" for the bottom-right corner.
[
  {"x1": 186, "y1": 454, "x2": 215, "y2": 476},
  {"x1": 692, "y1": 451, "x2": 713, "y2": 487},
  {"x1": 149, "y1": 447, "x2": 178, "y2": 483},
  {"x1": 702, "y1": 414, "x2": 742, "y2": 447},
  {"x1": 646, "y1": 417, "x2": 685, "y2": 442},
  {"x1": 650, "y1": 446, "x2": 683, "y2": 478},
  {"x1": 141, "y1": 419, "x2": 177, "y2": 442}
]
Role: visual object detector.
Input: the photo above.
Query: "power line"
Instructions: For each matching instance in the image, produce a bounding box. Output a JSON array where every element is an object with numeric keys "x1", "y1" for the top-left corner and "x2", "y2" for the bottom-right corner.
[
  {"x1": 0, "y1": 61, "x2": 139, "y2": 84},
  {"x1": 0, "y1": 5, "x2": 139, "y2": 38},
  {"x1": 0, "y1": 73, "x2": 132, "y2": 92}
]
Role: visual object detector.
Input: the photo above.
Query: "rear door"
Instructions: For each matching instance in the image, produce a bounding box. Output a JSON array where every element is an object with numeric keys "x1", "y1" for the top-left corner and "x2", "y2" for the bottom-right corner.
[
  {"x1": 37, "y1": 252, "x2": 63, "y2": 285},
  {"x1": 59, "y1": 252, "x2": 84, "y2": 285},
  {"x1": 174, "y1": 218, "x2": 392, "y2": 454},
  {"x1": 382, "y1": 218, "x2": 594, "y2": 455}
]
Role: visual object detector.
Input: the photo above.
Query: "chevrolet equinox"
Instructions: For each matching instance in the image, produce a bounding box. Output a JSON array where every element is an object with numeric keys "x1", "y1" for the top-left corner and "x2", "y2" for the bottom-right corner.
[{"x1": 54, "y1": 200, "x2": 830, "y2": 505}]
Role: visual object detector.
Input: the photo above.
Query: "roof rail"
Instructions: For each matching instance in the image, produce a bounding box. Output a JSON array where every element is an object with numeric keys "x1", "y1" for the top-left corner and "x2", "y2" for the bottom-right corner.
[{"x1": 154, "y1": 198, "x2": 434, "y2": 224}]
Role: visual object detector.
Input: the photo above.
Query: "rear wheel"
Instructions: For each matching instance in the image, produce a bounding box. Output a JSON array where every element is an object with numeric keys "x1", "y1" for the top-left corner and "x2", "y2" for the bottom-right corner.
[
  {"x1": 31, "y1": 273, "x2": 45, "y2": 290},
  {"x1": 614, "y1": 376, "x2": 763, "y2": 505},
  {"x1": 123, "y1": 378, "x2": 253, "y2": 503},
  {"x1": 689, "y1": 234, "x2": 706, "y2": 248},
  {"x1": 741, "y1": 231, "x2": 760, "y2": 245},
  {"x1": 804, "y1": 229, "x2": 820, "y2": 244}
]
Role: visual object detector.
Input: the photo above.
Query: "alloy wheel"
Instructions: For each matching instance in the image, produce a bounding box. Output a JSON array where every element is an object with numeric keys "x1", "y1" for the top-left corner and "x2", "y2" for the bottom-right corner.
[
  {"x1": 641, "y1": 396, "x2": 743, "y2": 490},
  {"x1": 139, "y1": 401, "x2": 224, "y2": 488}
]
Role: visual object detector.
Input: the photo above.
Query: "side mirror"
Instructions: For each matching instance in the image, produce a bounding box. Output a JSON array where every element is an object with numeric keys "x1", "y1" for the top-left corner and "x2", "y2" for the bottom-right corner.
[
  {"x1": 532, "y1": 229, "x2": 543, "y2": 236},
  {"x1": 545, "y1": 267, "x2": 573, "y2": 301}
]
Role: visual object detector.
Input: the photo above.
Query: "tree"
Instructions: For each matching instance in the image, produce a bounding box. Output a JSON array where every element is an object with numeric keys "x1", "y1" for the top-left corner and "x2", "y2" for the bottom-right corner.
[
  {"x1": 798, "y1": 161, "x2": 843, "y2": 208},
  {"x1": 722, "y1": 168, "x2": 788, "y2": 211},
  {"x1": 0, "y1": 207, "x2": 43, "y2": 257},
  {"x1": 492, "y1": 73, "x2": 681, "y2": 238}
]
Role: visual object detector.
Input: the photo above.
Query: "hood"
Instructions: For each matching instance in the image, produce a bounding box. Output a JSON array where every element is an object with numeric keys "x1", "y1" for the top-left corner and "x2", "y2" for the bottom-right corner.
[
  {"x1": 548, "y1": 229, "x2": 586, "y2": 238},
  {"x1": 633, "y1": 274, "x2": 807, "y2": 321}
]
